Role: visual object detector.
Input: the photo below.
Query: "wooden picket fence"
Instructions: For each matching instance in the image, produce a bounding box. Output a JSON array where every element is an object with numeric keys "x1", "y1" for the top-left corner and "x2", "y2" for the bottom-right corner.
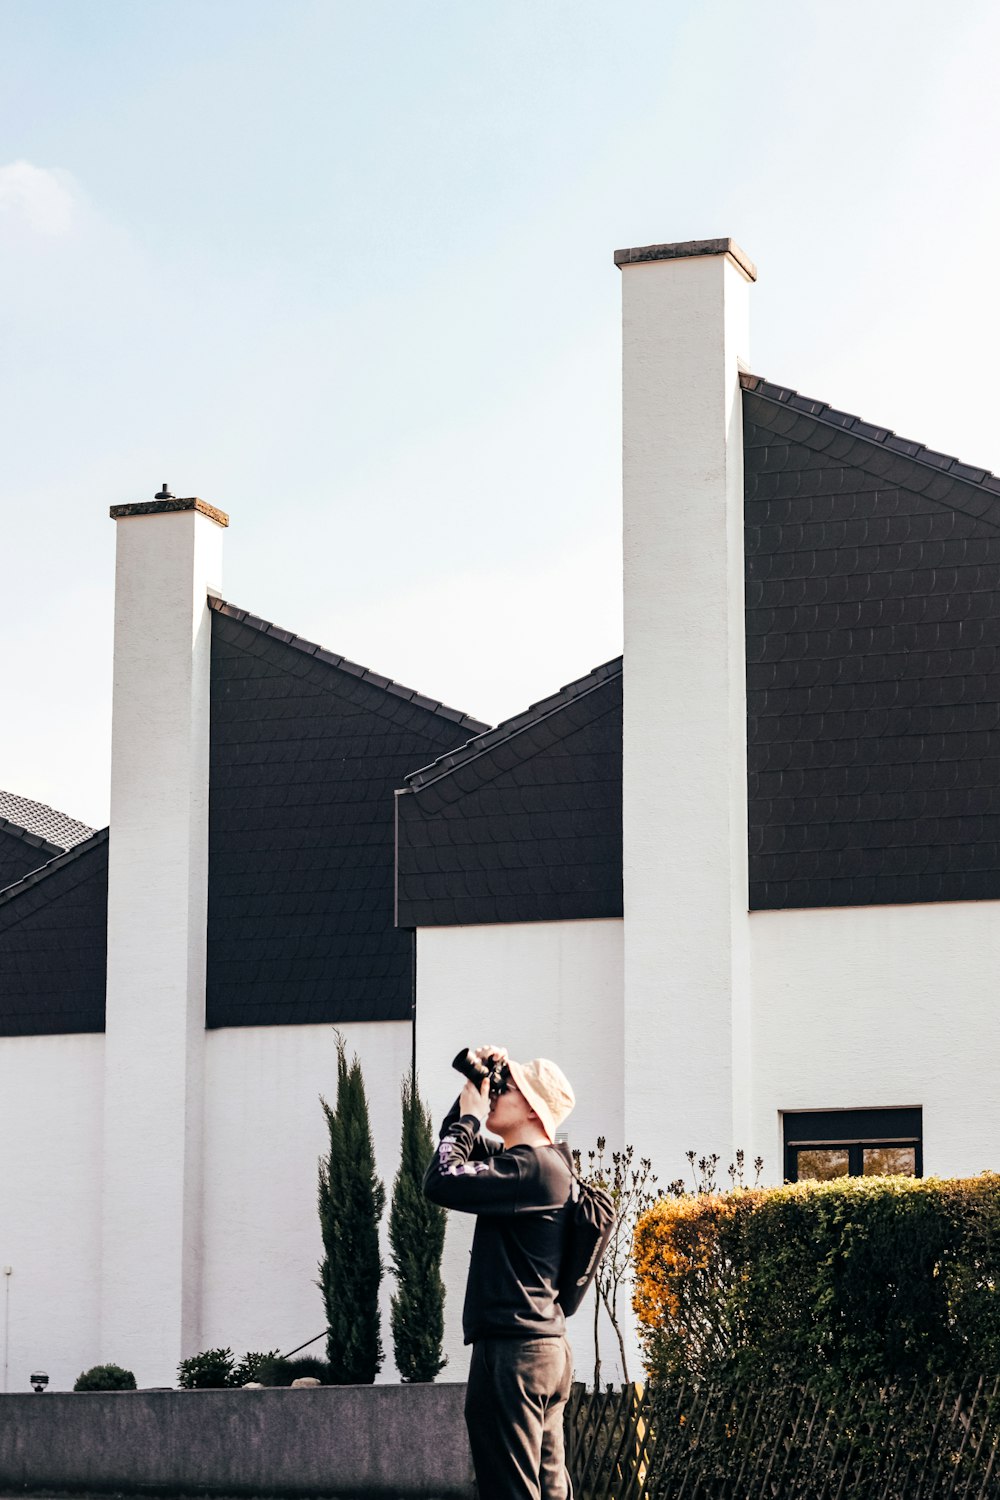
[{"x1": 564, "y1": 1376, "x2": 1000, "y2": 1500}]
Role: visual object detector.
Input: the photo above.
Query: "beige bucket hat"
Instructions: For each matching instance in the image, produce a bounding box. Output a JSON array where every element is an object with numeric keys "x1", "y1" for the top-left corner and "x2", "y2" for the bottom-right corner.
[{"x1": 507, "y1": 1057, "x2": 575, "y2": 1142}]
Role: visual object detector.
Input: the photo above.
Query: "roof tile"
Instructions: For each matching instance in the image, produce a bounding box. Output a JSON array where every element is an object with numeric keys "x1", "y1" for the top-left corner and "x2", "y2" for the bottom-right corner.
[{"x1": 0, "y1": 791, "x2": 95, "y2": 851}]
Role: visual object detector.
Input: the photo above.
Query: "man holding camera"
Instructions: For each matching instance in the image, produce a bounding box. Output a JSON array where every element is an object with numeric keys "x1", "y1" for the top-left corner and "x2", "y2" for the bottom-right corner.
[{"x1": 423, "y1": 1044, "x2": 576, "y2": 1500}]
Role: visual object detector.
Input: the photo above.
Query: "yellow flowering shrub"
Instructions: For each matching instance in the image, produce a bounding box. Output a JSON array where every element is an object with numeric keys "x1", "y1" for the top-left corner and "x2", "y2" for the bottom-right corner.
[{"x1": 634, "y1": 1192, "x2": 738, "y2": 1326}]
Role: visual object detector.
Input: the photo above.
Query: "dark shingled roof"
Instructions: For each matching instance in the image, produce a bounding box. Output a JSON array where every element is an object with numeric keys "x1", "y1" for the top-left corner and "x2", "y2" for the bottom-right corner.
[
  {"x1": 396, "y1": 659, "x2": 623, "y2": 927},
  {"x1": 0, "y1": 790, "x2": 95, "y2": 851},
  {"x1": 207, "y1": 599, "x2": 488, "y2": 1026},
  {"x1": 0, "y1": 829, "x2": 108, "y2": 1036},
  {"x1": 743, "y1": 375, "x2": 1000, "y2": 910}
]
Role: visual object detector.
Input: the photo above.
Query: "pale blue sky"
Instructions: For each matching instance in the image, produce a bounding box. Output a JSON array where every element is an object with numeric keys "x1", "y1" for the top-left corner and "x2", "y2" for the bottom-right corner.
[{"x1": 3, "y1": 0, "x2": 999, "y2": 825}]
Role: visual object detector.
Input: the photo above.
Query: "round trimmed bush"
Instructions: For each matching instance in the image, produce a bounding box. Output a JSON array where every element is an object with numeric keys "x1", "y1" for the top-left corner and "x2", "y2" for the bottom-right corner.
[{"x1": 74, "y1": 1363, "x2": 137, "y2": 1392}]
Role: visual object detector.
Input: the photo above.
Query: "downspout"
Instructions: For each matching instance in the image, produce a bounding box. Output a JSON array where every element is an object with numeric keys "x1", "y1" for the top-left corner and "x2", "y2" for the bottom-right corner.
[{"x1": 393, "y1": 788, "x2": 417, "y2": 1078}]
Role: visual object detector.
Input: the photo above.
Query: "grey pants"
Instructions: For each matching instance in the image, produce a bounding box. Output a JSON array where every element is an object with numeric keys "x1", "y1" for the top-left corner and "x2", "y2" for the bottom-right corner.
[{"x1": 465, "y1": 1336, "x2": 574, "y2": 1500}]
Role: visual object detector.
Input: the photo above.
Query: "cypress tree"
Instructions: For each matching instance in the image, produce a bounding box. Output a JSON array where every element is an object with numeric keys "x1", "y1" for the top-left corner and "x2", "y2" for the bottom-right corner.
[
  {"x1": 318, "y1": 1035, "x2": 386, "y2": 1383},
  {"x1": 389, "y1": 1069, "x2": 447, "y2": 1381}
]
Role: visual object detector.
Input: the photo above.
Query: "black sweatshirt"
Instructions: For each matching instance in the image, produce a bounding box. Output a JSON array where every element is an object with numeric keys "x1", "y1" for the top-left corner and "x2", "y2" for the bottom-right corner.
[{"x1": 423, "y1": 1101, "x2": 573, "y2": 1344}]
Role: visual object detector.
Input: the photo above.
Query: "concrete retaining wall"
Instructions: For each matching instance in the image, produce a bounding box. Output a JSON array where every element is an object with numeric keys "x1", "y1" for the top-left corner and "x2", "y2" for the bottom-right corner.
[{"x1": 0, "y1": 1384, "x2": 474, "y2": 1497}]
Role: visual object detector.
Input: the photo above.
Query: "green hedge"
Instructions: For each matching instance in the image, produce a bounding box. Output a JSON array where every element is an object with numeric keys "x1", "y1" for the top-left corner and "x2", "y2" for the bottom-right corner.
[{"x1": 633, "y1": 1173, "x2": 1000, "y2": 1397}]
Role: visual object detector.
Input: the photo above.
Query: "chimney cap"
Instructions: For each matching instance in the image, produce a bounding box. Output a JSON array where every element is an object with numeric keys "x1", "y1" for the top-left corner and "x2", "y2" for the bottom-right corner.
[
  {"x1": 109, "y1": 497, "x2": 229, "y2": 527},
  {"x1": 614, "y1": 237, "x2": 756, "y2": 282},
  {"x1": 154, "y1": 482, "x2": 175, "y2": 499}
]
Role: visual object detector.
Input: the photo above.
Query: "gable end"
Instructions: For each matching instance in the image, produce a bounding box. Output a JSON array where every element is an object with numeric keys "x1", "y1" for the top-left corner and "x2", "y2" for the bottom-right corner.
[{"x1": 744, "y1": 380, "x2": 1000, "y2": 910}]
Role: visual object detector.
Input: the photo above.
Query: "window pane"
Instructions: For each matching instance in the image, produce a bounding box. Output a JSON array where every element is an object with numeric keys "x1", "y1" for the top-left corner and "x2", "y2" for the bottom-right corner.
[
  {"x1": 796, "y1": 1148, "x2": 849, "y2": 1181},
  {"x1": 863, "y1": 1146, "x2": 915, "y2": 1177}
]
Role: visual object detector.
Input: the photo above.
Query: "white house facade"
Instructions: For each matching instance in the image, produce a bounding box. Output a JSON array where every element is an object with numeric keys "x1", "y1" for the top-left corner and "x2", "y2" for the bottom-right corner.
[{"x1": 3, "y1": 237, "x2": 999, "y2": 1393}]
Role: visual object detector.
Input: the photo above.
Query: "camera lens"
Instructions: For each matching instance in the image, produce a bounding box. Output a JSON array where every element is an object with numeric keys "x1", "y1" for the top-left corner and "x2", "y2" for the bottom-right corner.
[{"x1": 452, "y1": 1049, "x2": 489, "y2": 1085}]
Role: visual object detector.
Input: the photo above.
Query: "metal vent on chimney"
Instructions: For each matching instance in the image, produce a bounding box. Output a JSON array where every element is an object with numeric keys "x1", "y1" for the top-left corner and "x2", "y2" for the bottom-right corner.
[{"x1": 155, "y1": 482, "x2": 175, "y2": 499}]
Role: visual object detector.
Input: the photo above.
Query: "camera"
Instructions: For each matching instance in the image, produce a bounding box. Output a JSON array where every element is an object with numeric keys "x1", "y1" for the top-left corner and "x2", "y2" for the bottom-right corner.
[{"x1": 452, "y1": 1048, "x2": 510, "y2": 1097}]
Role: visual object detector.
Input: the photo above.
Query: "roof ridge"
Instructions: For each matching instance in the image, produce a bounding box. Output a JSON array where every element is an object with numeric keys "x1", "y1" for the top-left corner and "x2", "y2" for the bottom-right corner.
[
  {"x1": 741, "y1": 374, "x2": 1000, "y2": 524},
  {"x1": 208, "y1": 596, "x2": 489, "y2": 735},
  {"x1": 402, "y1": 655, "x2": 623, "y2": 793},
  {"x1": 0, "y1": 815, "x2": 65, "y2": 860},
  {"x1": 0, "y1": 826, "x2": 109, "y2": 910}
]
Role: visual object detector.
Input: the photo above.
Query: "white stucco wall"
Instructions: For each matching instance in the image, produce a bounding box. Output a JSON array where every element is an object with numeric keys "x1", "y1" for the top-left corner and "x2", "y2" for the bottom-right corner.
[
  {"x1": 0, "y1": 1034, "x2": 104, "y2": 1393},
  {"x1": 200, "y1": 1019, "x2": 413, "y2": 1383},
  {"x1": 5, "y1": 897, "x2": 994, "y2": 1394},
  {"x1": 414, "y1": 918, "x2": 626, "y2": 1383},
  {"x1": 749, "y1": 901, "x2": 1000, "y2": 1184},
  {"x1": 0, "y1": 1019, "x2": 416, "y2": 1392}
]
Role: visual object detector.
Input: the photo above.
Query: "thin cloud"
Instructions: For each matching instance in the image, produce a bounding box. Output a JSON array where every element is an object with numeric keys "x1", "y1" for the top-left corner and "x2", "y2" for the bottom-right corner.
[{"x1": 0, "y1": 161, "x2": 77, "y2": 236}]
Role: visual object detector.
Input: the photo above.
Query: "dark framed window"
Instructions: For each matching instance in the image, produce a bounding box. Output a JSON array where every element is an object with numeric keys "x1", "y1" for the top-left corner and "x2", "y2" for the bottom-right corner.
[{"x1": 783, "y1": 1108, "x2": 922, "y2": 1183}]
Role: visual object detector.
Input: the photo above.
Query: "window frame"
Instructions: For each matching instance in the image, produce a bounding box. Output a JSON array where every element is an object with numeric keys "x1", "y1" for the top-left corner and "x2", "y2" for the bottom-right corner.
[{"x1": 782, "y1": 1107, "x2": 923, "y2": 1184}]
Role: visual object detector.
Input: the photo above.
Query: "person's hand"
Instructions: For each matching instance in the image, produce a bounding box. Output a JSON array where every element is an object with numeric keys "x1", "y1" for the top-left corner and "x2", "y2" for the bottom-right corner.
[
  {"x1": 460, "y1": 1075, "x2": 490, "y2": 1121},
  {"x1": 473, "y1": 1043, "x2": 508, "y2": 1067}
]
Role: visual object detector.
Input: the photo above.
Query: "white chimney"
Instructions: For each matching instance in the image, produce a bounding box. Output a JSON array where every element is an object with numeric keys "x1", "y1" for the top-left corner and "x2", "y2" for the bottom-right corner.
[
  {"x1": 101, "y1": 489, "x2": 227, "y2": 1384},
  {"x1": 618, "y1": 240, "x2": 755, "y2": 1175}
]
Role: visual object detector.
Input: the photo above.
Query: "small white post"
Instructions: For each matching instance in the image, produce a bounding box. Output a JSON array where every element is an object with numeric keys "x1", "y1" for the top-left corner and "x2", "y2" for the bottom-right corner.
[
  {"x1": 618, "y1": 240, "x2": 755, "y2": 1177},
  {"x1": 101, "y1": 492, "x2": 227, "y2": 1386}
]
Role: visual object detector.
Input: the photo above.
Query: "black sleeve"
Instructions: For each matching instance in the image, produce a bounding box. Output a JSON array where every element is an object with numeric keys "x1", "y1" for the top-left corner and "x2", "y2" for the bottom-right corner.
[
  {"x1": 436, "y1": 1098, "x2": 503, "y2": 1160},
  {"x1": 423, "y1": 1106, "x2": 522, "y2": 1215}
]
